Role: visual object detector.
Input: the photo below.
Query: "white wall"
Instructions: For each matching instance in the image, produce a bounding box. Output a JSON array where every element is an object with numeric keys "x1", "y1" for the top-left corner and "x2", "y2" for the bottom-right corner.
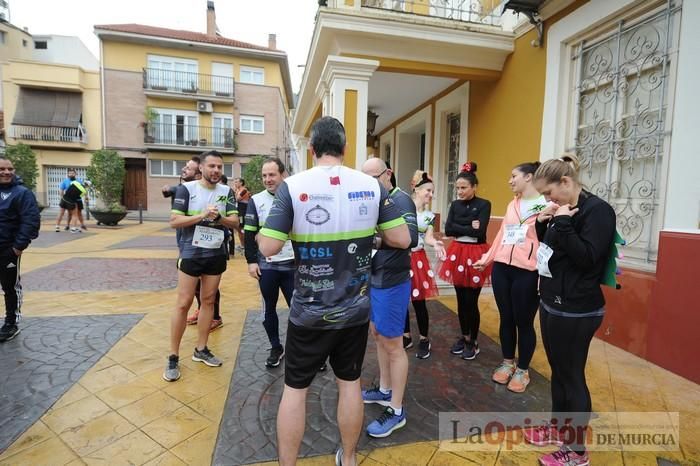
[{"x1": 32, "y1": 35, "x2": 99, "y2": 71}]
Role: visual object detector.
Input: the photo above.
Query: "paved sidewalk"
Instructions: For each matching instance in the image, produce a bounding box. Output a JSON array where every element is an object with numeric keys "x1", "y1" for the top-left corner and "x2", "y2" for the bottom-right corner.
[{"x1": 0, "y1": 220, "x2": 698, "y2": 465}]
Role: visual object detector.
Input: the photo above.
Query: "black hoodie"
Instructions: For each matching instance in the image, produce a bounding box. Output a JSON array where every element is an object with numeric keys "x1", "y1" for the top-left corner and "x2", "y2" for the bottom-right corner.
[
  {"x1": 0, "y1": 175, "x2": 41, "y2": 252},
  {"x1": 535, "y1": 190, "x2": 616, "y2": 314}
]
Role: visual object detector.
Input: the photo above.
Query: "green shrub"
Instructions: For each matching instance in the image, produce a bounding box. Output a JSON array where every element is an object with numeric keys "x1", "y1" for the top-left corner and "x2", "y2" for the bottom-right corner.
[
  {"x1": 5, "y1": 144, "x2": 38, "y2": 191},
  {"x1": 241, "y1": 155, "x2": 266, "y2": 195},
  {"x1": 87, "y1": 149, "x2": 126, "y2": 211}
]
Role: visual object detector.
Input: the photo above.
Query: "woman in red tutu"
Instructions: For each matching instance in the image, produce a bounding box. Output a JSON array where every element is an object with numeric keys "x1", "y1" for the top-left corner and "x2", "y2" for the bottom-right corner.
[
  {"x1": 403, "y1": 172, "x2": 446, "y2": 359},
  {"x1": 438, "y1": 161, "x2": 492, "y2": 360}
]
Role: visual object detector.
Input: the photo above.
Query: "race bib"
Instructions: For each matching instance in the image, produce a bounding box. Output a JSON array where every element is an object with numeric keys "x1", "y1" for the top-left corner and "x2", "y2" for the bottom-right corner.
[
  {"x1": 192, "y1": 225, "x2": 225, "y2": 249},
  {"x1": 267, "y1": 240, "x2": 295, "y2": 262},
  {"x1": 503, "y1": 224, "x2": 529, "y2": 245},
  {"x1": 537, "y1": 243, "x2": 554, "y2": 278}
]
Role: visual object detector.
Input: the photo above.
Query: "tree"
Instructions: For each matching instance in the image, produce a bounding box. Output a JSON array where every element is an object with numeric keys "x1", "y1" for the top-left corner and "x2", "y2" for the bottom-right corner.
[
  {"x1": 241, "y1": 155, "x2": 266, "y2": 195},
  {"x1": 87, "y1": 149, "x2": 126, "y2": 211},
  {"x1": 5, "y1": 144, "x2": 38, "y2": 191}
]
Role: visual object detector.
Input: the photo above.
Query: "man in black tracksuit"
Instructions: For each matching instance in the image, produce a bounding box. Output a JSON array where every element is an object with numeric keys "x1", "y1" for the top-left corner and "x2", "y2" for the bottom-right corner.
[{"x1": 0, "y1": 157, "x2": 41, "y2": 342}]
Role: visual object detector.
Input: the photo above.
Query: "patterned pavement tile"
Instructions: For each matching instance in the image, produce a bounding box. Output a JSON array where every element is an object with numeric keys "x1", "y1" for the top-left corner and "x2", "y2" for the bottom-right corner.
[
  {"x1": 22, "y1": 258, "x2": 178, "y2": 291},
  {"x1": 107, "y1": 235, "x2": 177, "y2": 251},
  {"x1": 30, "y1": 232, "x2": 96, "y2": 248},
  {"x1": 0, "y1": 314, "x2": 143, "y2": 453},
  {"x1": 213, "y1": 302, "x2": 550, "y2": 465}
]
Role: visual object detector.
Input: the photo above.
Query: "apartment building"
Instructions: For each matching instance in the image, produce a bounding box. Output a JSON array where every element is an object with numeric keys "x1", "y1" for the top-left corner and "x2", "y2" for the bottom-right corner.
[
  {"x1": 293, "y1": 0, "x2": 699, "y2": 384},
  {"x1": 94, "y1": 1, "x2": 294, "y2": 215}
]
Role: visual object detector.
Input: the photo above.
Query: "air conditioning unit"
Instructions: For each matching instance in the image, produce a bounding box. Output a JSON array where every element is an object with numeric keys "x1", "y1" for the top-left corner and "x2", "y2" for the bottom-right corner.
[{"x1": 197, "y1": 101, "x2": 213, "y2": 113}]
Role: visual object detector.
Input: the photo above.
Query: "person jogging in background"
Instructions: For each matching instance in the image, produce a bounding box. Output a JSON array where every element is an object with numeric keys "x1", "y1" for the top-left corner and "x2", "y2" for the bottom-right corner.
[
  {"x1": 0, "y1": 156, "x2": 40, "y2": 342},
  {"x1": 524, "y1": 154, "x2": 615, "y2": 466},
  {"x1": 438, "y1": 162, "x2": 492, "y2": 361},
  {"x1": 403, "y1": 172, "x2": 446, "y2": 359},
  {"x1": 473, "y1": 161, "x2": 547, "y2": 393}
]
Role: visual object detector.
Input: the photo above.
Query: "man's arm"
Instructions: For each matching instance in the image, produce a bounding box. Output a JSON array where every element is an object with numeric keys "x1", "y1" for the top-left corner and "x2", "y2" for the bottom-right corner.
[
  {"x1": 243, "y1": 198, "x2": 261, "y2": 263},
  {"x1": 376, "y1": 184, "x2": 410, "y2": 249},
  {"x1": 13, "y1": 189, "x2": 41, "y2": 255},
  {"x1": 258, "y1": 182, "x2": 293, "y2": 257}
]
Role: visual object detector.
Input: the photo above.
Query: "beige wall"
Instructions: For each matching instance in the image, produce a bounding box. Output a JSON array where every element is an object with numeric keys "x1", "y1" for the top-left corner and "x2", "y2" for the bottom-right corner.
[
  {"x1": 0, "y1": 24, "x2": 33, "y2": 63},
  {"x1": 235, "y1": 83, "x2": 288, "y2": 156},
  {"x1": 103, "y1": 69, "x2": 147, "y2": 149}
]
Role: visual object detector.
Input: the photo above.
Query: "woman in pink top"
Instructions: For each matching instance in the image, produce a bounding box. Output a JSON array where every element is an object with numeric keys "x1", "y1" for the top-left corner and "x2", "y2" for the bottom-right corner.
[{"x1": 474, "y1": 161, "x2": 547, "y2": 393}]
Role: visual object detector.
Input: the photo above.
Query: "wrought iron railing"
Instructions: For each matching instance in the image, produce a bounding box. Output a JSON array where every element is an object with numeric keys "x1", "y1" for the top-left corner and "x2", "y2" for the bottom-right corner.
[
  {"x1": 360, "y1": 0, "x2": 502, "y2": 26},
  {"x1": 9, "y1": 124, "x2": 87, "y2": 144},
  {"x1": 142, "y1": 68, "x2": 235, "y2": 98},
  {"x1": 144, "y1": 123, "x2": 235, "y2": 149}
]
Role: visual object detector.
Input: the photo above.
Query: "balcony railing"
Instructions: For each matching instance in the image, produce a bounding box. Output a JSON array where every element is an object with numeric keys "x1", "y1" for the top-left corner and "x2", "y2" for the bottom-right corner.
[
  {"x1": 144, "y1": 123, "x2": 235, "y2": 149},
  {"x1": 9, "y1": 125, "x2": 87, "y2": 144},
  {"x1": 142, "y1": 68, "x2": 235, "y2": 98},
  {"x1": 360, "y1": 0, "x2": 502, "y2": 26}
]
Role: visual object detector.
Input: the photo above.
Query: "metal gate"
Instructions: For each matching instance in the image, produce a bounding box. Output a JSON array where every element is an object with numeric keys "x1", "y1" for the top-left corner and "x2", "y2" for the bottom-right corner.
[{"x1": 45, "y1": 166, "x2": 88, "y2": 207}]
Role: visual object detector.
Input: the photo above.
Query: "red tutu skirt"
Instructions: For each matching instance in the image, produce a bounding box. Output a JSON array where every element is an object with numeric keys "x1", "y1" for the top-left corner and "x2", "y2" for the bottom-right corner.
[
  {"x1": 409, "y1": 249, "x2": 439, "y2": 301},
  {"x1": 438, "y1": 241, "x2": 492, "y2": 288}
]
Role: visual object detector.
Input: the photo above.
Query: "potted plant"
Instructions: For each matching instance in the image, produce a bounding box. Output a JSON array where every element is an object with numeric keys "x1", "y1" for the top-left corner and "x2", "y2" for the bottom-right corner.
[
  {"x1": 86, "y1": 149, "x2": 127, "y2": 225},
  {"x1": 5, "y1": 143, "x2": 44, "y2": 211},
  {"x1": 141, "y1": 107, "x2": 158, "y2": 143}
]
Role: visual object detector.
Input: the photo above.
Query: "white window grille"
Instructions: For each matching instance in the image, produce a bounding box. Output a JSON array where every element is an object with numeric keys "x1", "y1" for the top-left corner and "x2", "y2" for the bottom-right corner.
[{"x1": 568, "y1": 1, "x2": 681, "y2": 265}]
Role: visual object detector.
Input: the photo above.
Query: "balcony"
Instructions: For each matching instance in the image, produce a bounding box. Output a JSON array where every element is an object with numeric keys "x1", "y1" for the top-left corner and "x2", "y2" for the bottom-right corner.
[
  {"x1": 9, "y1": 124, "x2": 87, "y2": 145},
  {"x1": 144, "y1": 123, "x2": 236, "y2": 153},
  {"x1": 142, "y1": 68, "x2": 235, "y2": 103},
  {"x1": 359, "y1": 0, "x2": 502, "y2": 26}
]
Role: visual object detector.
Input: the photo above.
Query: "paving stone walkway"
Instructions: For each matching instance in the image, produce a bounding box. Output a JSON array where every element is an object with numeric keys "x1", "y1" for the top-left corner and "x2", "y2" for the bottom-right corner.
[
  {"x1": 0, "y1": 314, "x2": 143, "y2": 453},
  {"x1": 214, "y1": 301, "x2": 550, "y2": 465}
]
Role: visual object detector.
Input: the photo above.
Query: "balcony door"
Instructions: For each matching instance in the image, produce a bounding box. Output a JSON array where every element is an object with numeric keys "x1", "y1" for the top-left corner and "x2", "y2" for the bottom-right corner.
[
  {"x1": 147, "y1": 55, "x2": 197, "y2": 91},
  {"x1": 211, "y1": 62, "x2": 234, "y2": 96},
  {"x1": 153, "y1": 110, "x2": 197, "y2": 145},
  {"x1": 212, "y1": 113, "x2": 233, "y2": 147}
]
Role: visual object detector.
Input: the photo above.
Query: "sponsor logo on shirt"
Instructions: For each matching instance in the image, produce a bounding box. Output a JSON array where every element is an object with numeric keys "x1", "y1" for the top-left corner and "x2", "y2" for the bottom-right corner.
[
  {"x1": 347, "y1": 243, "x2": 357, "y2": 254},
  {"x1": 298, "y1": 264, "x2": 334, "y2": 277},
  {"x1": 174, "y1": 198, "x2": 185, "y2": 205},
  {"x1": 356, "y1": 253, "x2": 371, "y2": 268},
  {"x1": 330, "y1": 176, "x2": 340, "y2": 185},
  {"x1": 300, "y1": 278, "x2": 335, "y2": 292},
  {"x1": 348, "y1": 191, "x2": 375, "y2": 201},
  {"x1": 359, "y1": 204, "x2": 368, "y2": 216},
  {"x1": 347, "y1": 272, "x2": 369, "y2": 287},
  {"x1": 305, "y1": 205, "x2": 330, "y2": 225},
  {"x1": 299, "y1": 193, "x2": 335, "y2": 202},
  {"x1": 1, "y1": 192, "x2": 10, "y2": 201},
  {"x1": 299, "y1": 246, "x2": 333, "y2": 260}
]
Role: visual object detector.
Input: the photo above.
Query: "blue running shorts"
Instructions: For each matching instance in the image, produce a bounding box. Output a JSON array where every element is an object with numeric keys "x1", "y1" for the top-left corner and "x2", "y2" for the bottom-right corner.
[{"x1": 370, "y1": 280, "x2": 411, "y2": 338}]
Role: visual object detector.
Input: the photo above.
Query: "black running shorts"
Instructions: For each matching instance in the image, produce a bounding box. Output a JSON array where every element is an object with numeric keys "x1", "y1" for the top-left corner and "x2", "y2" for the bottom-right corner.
[
  {"x1": 284, "y1": 320, "x2": 369, "y2": 389},
  {"x1": 177, "y1": 255, "x2": 227, "y2": 277},
  {"x1": 59, "y1": 198, "x2": 77, "y2": 210}
]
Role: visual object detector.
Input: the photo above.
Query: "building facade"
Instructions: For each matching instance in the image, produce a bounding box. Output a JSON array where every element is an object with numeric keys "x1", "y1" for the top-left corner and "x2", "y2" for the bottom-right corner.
[
  {"x1": 292, "y1": 0, "x2": 700, "y2": 383},
  {"x1": 95, "y1": 3, "x2": 294, "y2": 215}
]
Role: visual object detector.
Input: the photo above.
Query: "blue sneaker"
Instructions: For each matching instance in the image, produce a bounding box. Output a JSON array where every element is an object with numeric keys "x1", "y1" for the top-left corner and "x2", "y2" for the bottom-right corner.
[
  {"x1": 362, "y1": 386, "x2": 392, "y2": 406},
  {"x1": 366, "y1": 406, "x2": 406, "y2": 438}
]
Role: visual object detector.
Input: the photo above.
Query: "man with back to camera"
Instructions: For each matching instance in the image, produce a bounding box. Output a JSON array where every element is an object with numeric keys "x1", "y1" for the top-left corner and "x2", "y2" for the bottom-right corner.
[
  {"x1": 360, "y1": 158, "x2": 418, "y2": 438},
  {"x1": 163, "y1": 151, "x2": 238, "y2": 382},
  {"x1": 0, "y1": 156, "x2": 40, "y2": 342},
  {"x1": 257, "y1": 116, "x2": 410, "y2": 466}
]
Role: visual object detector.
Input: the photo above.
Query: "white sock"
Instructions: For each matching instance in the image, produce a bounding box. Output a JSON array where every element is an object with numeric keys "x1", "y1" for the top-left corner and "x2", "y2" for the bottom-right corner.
[
  {"x1": 391, "y1": 406, "x2": 403, "y2": 416},
  {"x1": 379, "y1": 387, "x2": 391, "y2": 395}
]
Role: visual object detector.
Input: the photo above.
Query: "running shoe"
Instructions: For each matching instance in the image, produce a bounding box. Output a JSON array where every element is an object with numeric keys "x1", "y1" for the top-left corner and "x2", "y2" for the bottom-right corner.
[
  {"x1": 334, "y1": 447, "x2": 344, "y2": 466},
  {"x1": 403, "y1": 335, "x2": 413, "y2": 349},
  {"x1": 492, "y1": 360, "x2": 516, "y2": 384},
  {"x1": 64, "y1": 225, "x2": 70, "y2": 231},
  {"x1": 54, "y1": 225, "x2": 61, "y2": 232},
  {"x1": 192, "y1": 346, "x2": 222, "y2": 367},
  {"x1": 507, "y1": 368, "x2": 530, "y2": 393},
  {"x1": 416, "y1": 339, "x2": 431, "y2": 359},
  {"x1": 265, "y1": 346, "x2": 284, "y2": 368},
  {"x1": 539, "y1": 446, "x2": 589, "y2": 466},
  {"x1": 80, "y1": 224, "x2": 88, "y2": 231},
  {"x1": 209, "y1": 318, "x2": 223, "y2": 332},
  {"x1": 366, "y1": 406, "x2": 406, "y2": 438},
  {"x1": 163, "y1": 354, "x2": 180, "y2": 382},
  {"x1": 0, "y1": 323, "x2": 20, "y2": 342},
  {"x1": 186, "y1": 309, "x2": 200, "y2": 325},
  {"x1": 461, "y1": 341, "x2": 480, "y2": 360},
  {"x1": 450, "y1": 337, "x2": 465, "y2": 355},
  {"x1": 70, "y1": 228, "x2": 81, "y2": 233},
  {"x1": 362, "y1": 386, "x2": 392, "y2": 406},
  {"x1": 524, "y1": 422, "x2": 563, "y2": 446}
]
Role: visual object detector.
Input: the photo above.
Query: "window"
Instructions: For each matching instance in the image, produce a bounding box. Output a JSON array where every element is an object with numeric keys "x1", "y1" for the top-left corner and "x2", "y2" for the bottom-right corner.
[
  {"x1": 150, "y1": 159, "x2": 187, "y2": 177},
  {"x1": 240, "y1": 115, "x2": 264, "y2": 134},
  {"x1": 0, "y1": 31, "x2": 6, "y2": 44},
  {"x1": 34, "y1": 41, "x2": 47, "y2": 49},
  {"x1": 567, "y1": 2, "x2": 681, "y2": 264},
  {"x1": 22, "y1": 39, "x2": 27, "y2": 47},
  {"x1": 240, "y1": 66, "x2": 264, "y2": 85},
  {"x1": 149, "y1": 109, "x2": 198, "y2": 145},
  {"x1": 212, "y1": 113, "x2": 234, "y2": 147},
  {"x1": 239, "y1": 163, "x2": 247, "y2": 178},
  {"x1": 147, "y1": 55, "x2": 198, "y2": 92},
  {"x1": 223, "y1": 164, "x2": 234, "y2": 178}
]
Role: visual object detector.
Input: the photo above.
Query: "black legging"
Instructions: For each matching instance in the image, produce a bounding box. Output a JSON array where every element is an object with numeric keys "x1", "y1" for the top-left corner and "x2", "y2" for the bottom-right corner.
[
  {"x1": 195, "y1": 281, "x2": 221, "y2": 320},
  {"x1": 491, "y1": 262, "x2": 539, "y2": 369},
  {"x1": 404, "y1": 299, "x2": 429, "y2": 338},
  {"x1": 540, "y1": 306, "x2": 602, "y2": 453},
  {"x1": 455, "y1": 286, "x2": 481, "y2": 341},
  {"x1": 259, "y1": 268, "x2": 295, "y2": 349}
]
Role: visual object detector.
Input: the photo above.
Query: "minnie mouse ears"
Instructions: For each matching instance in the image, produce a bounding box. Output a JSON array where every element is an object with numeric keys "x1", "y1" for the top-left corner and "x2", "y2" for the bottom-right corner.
[
  {"x1": 415, "y1": 172, "x2": 433, "y2": 188},
  {"x1": 460, "y1": 161, "x2": 477, "y2": 173}
]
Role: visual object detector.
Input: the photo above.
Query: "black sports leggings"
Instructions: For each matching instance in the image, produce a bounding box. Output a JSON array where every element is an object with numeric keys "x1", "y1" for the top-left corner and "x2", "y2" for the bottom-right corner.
[
  {"x1": 491, "y1": 262, "x2": 539, "y2": 369},
  {"x1": 195, "y1": 280, "x2": 221, "y2": 320},
  {"x1": 259, "y1": 268, "x2": 295, "y2": 349},
  {"x1": 540, "y1": 307, "x2": 602, "y2": 452},
  {"x1": 404, "y1": 299, "x2": 429, "y2": 338},
  {"x1": 455, "y1": 286, "x2": 481, "y2": 341}
]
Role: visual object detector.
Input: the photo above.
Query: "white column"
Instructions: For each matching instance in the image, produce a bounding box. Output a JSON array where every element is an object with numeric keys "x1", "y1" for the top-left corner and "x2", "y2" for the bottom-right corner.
[
  {"x1": 319, "y1": 55, "x2": 379, "y2": 168},
  {"x1": 664, "y1": 0, "x2": 700, "y2": 231}
]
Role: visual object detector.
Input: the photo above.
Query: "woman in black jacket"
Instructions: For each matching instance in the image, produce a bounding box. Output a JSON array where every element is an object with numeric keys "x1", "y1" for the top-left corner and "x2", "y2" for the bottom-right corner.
[{"x1": 525, "y1": 154, "x2": 616, "y2": 466}]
